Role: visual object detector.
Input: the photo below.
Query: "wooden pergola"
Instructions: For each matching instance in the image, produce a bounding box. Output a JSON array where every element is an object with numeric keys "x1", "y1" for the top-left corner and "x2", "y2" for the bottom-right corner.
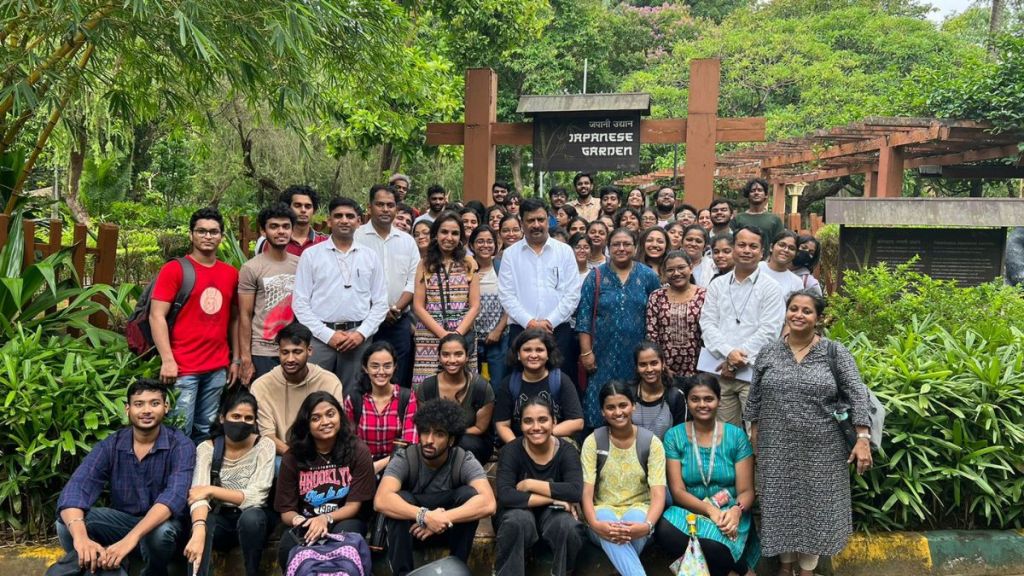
[{"x1": 617, "y1": 117, "x2": 1024, "y2": 216}]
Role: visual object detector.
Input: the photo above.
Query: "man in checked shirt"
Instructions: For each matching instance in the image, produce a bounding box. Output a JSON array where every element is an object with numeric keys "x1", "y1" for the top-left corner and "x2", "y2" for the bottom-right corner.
[{"x1": 55, "y1": 379, "x2": 195, "y2": 575}]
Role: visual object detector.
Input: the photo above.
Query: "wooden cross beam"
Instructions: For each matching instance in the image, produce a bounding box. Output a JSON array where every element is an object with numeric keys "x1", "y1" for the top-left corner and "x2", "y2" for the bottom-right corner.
[{"x1": 426, "y1": 59, "x2": 766, "y2": 209}]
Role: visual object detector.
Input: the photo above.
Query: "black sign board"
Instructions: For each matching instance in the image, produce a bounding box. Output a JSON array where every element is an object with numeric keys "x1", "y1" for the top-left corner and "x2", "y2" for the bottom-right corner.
[
  {"x1": 839, "y1": 227, "x2": 1006, "y2": 287},
  {"x1": 533, "y1": 114, "x2": 641, "y2": 171}
]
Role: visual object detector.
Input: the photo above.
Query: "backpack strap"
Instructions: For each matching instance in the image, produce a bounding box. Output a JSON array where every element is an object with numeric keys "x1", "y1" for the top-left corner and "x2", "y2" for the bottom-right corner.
[
  {"x1": 450, "y1": 446, "x2": 466, "y2": 487},
  {"x1": 169, "y1": 257, "x2": 196, "y2": 323},
  {"x1": 398, "y1": 386, "x2": 412, "y2": 421},
  {"x1": 210, "y1": 435, "x2": 226, "y2": 487},
  {"x1": 406, "y1": 444, "x2": 421, "y2": 489},
  {"x1": 470, "y1": 376, "x2": 487, "y2": 410},
  {"x1": 635, "y1": 425, "x2": 654, "y2": 478},
  {"x1": 593, "y1": 425, "x2": 653, "y2": 492},
  {"x1": 422, "y1": 376, "x2": 439, "y2": 401},
  {"x1": 547, "y1": 370, "x2": 561, "y2": 400},
  {"x1": 346, "y1": 391, "x2": 364, "y2": 428},
  {"x1": 509, "y1": 371, "x2": 523, "y2": 400},
  {"x1": 594, "y1": 426, "x2": 610, "y2": 493}
]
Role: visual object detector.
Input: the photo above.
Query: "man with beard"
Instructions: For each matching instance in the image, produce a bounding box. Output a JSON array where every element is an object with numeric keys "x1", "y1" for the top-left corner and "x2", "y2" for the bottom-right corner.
[
  {"x1": 258, "y1": 185, "x2": 327, "y2": 256},
  {"x1": 498, "y1": 199, "x2": 582, "y2": 379},
  {"x1": 708, "y1": 198, "x2": 736, "y2": 240},
  {"x1": 150, "y1": 207, "x2": 239, "y2": 441},
  {"x1": 699, "y1": 225, "x2": 784, "y2": 426},
  {"x1": 55, "y1": 380, "x2": 195, "y2": 576},
  {"x1": 491, "y1": 181, "x2": 511, "y2": 208},
  {"x1": 293, "y1": 197, "x2": 388, "y2": 389},
  {"x1": 547, "y1": 185, "x2": 568, "y2": 230},
  {"x1": 598, "y1": 185, "x2": 622, "y2": 221},
  {"x1": 375, "y1": 399, "x2": 496, "y2": 576},
  {"x1": 251, "y1": 322, "x2": 344, "y2": 456},
  {"x1": 569, "y1": 172, "x2": 600, "y2": 222},
  {"x1": 732, "y1": 178, "x2": 784, "y2": 252},
  {"x1": 654, "y1": 186, "x2": 677, "y2": 227},
  {"x1": 238, "y1": 203, "x2": 299, "y2": 383},
  {"x1": 356, "y1": 184, "x2": 420, "y2": 388},
  {"x1": 415, "y1": 184, "x2": 449, "y2": 225}
]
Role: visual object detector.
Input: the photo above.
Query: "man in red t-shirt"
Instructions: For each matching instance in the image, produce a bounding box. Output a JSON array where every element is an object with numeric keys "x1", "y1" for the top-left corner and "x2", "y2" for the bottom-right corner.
[{"x1": 150, "y1": 207, "x2": 239, "y2": 440}]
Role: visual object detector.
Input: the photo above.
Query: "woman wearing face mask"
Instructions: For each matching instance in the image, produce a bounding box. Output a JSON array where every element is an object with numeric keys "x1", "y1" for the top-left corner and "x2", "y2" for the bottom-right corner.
[
  {"x1": 645, "y1": 251, "x2": 707, "y2": 378},
  {"x1": 581, "y1": 381, "x2": 666, "y2": 576},
  {"x1": 185, "y1": 388, "x2": 276, "y2": 576},
  {"x1": 657, "y1": 374, "x2": 759, "y2": 576},
  {"x1": 790, "y1": 235, "x2": 822, "y2": 296},
  {"x1": 494, "y1": 397, "x2": 584, "y2": 576},
  {"x1": 577, "y1": 228, "x2": 662, "y2": 431},
  {"x1": 344, "y1": 342, "x2": 417, "y2": 476},
  {"x1": 275, "y1": 392, "x2": 376, "y2": 573},
  {"x1": 417, "y1": 333, "x2": 495, "y2": 465},
  {"x1": 471, "y1": 225, "x2": 510, "y2": 391}
]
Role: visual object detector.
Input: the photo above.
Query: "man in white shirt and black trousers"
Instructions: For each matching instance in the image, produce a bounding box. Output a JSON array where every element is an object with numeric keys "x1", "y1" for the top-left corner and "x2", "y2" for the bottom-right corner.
[
  {"x1": 498, "y1": 198, "x2": 582, "y2": 380},
  {"x1": 699, "y1": 224, "x2": 785, "y2": 427},
  {"x1": 293, "y1": 196, "x2": 388, "y2": 389}
]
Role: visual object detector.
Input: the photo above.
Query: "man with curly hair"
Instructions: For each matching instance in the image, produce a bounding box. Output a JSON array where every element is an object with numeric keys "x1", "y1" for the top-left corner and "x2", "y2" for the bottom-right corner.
[{"x1": 374, "y1": 399, "x2": 496, "y2": 576}]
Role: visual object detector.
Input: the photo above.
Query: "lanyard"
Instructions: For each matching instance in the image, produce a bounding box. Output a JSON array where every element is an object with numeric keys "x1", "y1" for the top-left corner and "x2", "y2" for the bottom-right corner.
[{"x1": 690, "y1": 420, "x2": 719, "y2": 489}]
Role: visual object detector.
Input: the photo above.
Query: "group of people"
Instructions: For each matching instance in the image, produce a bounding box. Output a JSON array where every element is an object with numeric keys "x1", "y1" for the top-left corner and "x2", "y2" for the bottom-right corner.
[{"x1": 55, "y1": 173, "x2": 874, "y2": 576}]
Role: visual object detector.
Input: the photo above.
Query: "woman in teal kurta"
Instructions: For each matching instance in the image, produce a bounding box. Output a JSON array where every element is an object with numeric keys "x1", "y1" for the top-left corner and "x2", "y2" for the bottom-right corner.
[
  {"x1": 657, "y1": 374, "x2": 760, "y2": 576},
  {"x1": 577, "y1": 228, "x2": 662, "y2": 429}
]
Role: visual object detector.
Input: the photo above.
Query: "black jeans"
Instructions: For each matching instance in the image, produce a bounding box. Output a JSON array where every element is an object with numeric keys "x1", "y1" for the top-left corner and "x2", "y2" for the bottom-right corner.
[
  {"x1": 508, "y1": 322, "x2": 576, "y2": 382},
  {"x1": 655, "y1": 518, "x2": 747, "y2": 576},
  {"x1": 494, "y1": 507, "x2": 581, "y2": 576},
  {"x1": 251, "y1": 356, "x2": 279, "y2": 382},
  {"x1": 190, "y1": 507, "x2": 274, "y2": 576},
  {"x1": 385, "y1": 486, "x2": 479, "y2": 576},
  {"x1": 375, "y1": 313, "x2": 414, "y2": 389},
  {"x1": 277, "y1": 518, "x2": 366, "y2": 575}
]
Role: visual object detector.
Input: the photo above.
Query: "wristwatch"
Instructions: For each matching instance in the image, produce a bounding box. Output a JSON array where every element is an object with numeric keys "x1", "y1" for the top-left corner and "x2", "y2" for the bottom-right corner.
[{"x1": 323, "y1": 514, "x2": 334, "y2": 526}]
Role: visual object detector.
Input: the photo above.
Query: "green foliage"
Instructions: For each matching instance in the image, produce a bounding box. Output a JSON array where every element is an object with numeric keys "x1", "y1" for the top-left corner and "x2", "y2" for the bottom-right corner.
[
  {"x1": 0, "y1": 326, "x2": 158, "y2": 536},
  {"x1": 827, "y1": 262, "x2": 1024, "y2": 530},
  {"x1": 841, "y1": 319, "x2": 1024, "y2": 531}
]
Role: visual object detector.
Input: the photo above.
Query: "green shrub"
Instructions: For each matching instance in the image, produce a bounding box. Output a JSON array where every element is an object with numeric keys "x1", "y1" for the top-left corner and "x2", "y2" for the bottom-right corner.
[{"x1": 0, "y1": 327, "x2": 158, "y2": 536}]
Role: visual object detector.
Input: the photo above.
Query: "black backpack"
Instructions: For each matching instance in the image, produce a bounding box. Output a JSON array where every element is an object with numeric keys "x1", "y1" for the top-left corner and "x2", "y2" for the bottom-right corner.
[
  {"x1": 405, "y1": 444, "x2": 467, "y2": 491},
  {"x1": 420, "y1": 376, "x2": 489, "y2": 415},
  {"x1": 125, "y1": 257, "x2": 195, "y2": 356}
]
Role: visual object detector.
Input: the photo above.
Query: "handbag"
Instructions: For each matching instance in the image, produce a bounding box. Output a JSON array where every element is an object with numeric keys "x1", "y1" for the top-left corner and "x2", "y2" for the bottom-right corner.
[
  {"x1": 577, "y1": 267, "x2": 601, "y2": 393},
  {"x1": 669, "y1": 513, "x2": 711, "y2": 576},
  {"x1": 826, "y1": 340, "x2": 885, "y2": 450}
]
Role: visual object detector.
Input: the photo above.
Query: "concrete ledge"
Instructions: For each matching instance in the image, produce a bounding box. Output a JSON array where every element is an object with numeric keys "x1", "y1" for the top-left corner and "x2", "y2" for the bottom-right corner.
[{"x1": 7, "y1": 530, "x2": 1024, "y2": 576}]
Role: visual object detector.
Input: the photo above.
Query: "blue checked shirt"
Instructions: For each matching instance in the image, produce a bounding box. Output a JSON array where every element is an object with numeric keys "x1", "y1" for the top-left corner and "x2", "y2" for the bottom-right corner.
[{"x1": 57, "y1": 425, "x2": 196, "y2": 521}]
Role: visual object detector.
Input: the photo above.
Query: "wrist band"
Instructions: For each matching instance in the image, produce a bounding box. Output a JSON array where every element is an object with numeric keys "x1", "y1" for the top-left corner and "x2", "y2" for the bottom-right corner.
[
  {"x1": 645, "y1": 520, "x2": 655, "y2": 536},
  {"x1": 66, "y1": 518, "x2": 85, "y2": 527},
  {"x1": 857, "y1": 433, "x2": 871, "y2": 440},
  {"x1": 580, "y1": 350, "x2": 593, "y2": 357},
  {"x1": 192, "y1": 520, "x2": 207, "y2": 527},
  {"x1": 734, "y1": 501, "x2": 745, "y2": 513},
  {"x1": 416, "y1": 507, "x2": 428, "y2": 528}
]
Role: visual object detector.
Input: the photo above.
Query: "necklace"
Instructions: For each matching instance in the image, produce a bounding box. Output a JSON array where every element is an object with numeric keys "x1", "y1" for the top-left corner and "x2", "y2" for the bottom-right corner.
[
  {"x1": 728, "y1": 271, "x2": 758, "y2": 325},
  {"x1": 787, "y1": 334, "x2": 816, "y2": 356},
  {"x1": 690, "y1": 420, "x2": 720, "y2": 489},
  {"x1": 333, "y1": 249, "x2": 354, "y2": 289}
]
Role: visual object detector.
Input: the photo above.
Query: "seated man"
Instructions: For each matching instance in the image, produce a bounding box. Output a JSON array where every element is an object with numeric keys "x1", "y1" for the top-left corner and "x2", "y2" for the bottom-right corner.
[
  {"x1": 374, "y1": 399, "x2": 496, "y2": 576},
  {"x1": 251, "y1": 322, "x2": 344, "y2": 456},
  {"x1": 55, "y1": 379, "x2": 196, "y2": 576}
]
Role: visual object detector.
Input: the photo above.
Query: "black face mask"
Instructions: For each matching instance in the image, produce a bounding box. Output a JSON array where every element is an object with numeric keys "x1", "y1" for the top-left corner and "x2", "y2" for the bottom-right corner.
[
  {"x1": 222, "y1": 421, "x2": 255, "y2": 442},
  {"x1": 792, "y1": 250, "x2": 814, "y2": 268}
]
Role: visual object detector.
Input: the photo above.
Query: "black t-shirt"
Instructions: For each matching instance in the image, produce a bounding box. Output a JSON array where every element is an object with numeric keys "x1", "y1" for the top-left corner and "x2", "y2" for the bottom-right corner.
[
  {"x1": 495, "y1": 438, "x2": 583, "y2": 509},
  {"x1": 493, "y1": 370, "x2": 583, "y2": 437}
]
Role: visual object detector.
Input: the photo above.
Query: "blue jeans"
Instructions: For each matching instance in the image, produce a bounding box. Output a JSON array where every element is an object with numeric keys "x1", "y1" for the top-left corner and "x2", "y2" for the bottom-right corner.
[
  {"x1": 172, "y1": 368, "x2": 227, "y2": 440},
  {"x1": 588, "y1": 508, "x2": 650, "y2": 575},
  {"x1": 479, "y1": 331, "x2": 509, "y2": 392},
  {"x1": 56, "y1": 507, "x2": 183, "y2": 576}
]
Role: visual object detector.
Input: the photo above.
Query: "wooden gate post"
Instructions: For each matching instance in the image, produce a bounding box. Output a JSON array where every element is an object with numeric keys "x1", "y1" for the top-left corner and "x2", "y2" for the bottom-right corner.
[{"x1": 88, "y1": 223, "x2": 119, "y2": 328}]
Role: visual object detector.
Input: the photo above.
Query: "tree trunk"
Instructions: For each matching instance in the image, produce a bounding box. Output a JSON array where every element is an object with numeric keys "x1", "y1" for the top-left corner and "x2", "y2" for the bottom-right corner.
[
  {"x1": 66, "y1": 124, "x2": 90, "y2": 226},
  {"x1": 989, "y1": 0, "x2": 1005, "y2": 52},
  {"x1": 128, "y1": 121, "x2": 158, "y2": 201},
  {"x1": 510, "y1": 150, "x2": 524, "y2": 193},
  {"x1": 379, "y1": 143, "x2": 395, "y2": 176}
]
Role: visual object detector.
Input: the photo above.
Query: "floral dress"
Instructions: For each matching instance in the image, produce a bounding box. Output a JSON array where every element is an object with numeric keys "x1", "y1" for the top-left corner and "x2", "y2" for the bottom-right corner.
[
  {"x1": 645, "y1": 287, "x2": 707, "y2": 377},
  {"x1": 576, "y1": 263, "x2": 661, "y2": 428},
  {"x1": 412, "y1": 256, "x2": 477, "y2": 388}
]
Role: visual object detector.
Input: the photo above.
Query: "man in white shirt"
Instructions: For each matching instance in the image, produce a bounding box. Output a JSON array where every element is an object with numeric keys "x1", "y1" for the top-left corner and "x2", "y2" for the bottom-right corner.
[
  {"x1": 699, "y1": 225, "x2": 784, "y2": 426},
  {"x1": 355, "y1": 184, "x2": 420, "y2": 388},
  {"x1": 292, "y1": 197, "x2": 388, "y2": 388},
  {"x1": 498, "y1": 198, "x2": 582, "y2": 379}
]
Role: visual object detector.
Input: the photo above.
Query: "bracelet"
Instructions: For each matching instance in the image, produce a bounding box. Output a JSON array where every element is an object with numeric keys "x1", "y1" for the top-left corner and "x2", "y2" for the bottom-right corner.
[
  {"x1": 580, "y1": 350, "x2": 593, "y2": 357},
  {"x1": 416, "y1": 507, "x2": 428, "y2": 528},
  {"x1": 292, "y1": 515, "x2": 306, "y2": 526},
  {"x1": 734, "y1": 501, "x2": 745, "y2": 513},
  {"x1": 857, "y1": 433, "x2": 871, "y2": 440},
  {"x1": 322, "y1": 513, "x2": 334, "y2": 526},
  {"x1": 645, "y1": 520, "x2": 655, "y2": 536},
  {"x1": 232, "y1": 359, "x2": 242, "y2": 365},
  {"x1": 66, "y1": 518, "x2": 85, "y2": 527},
  {"x1": 192, "y1": 520, "x2": 207, "y2": 527}
]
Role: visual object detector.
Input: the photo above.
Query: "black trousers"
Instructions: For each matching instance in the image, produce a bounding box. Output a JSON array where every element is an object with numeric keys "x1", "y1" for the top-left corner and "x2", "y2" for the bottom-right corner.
[
  {"x1": 494, "y1": 507, "x2": 581, "y2": 576},
  {"x1": 655, "y1": 518, "x2": 747, "y2": 576},
  {"x1": 375, "y1": 313, "x2": 414, "y2": 389},
  {"x1": 458, "y1": 432, "x2": 493, "y2": 465},
  {"x1": 190, "y1": 506, "x2": 274, "y2": 576},
  {"x1": 385, "y1": 486, "x2": 479, "y2": 576},
  {"x1": 508, "y1": 322, "x2": 576, "y2": 383},
  {"x1": 277, "y1": 518, "x2": 366, "y2": 575}
]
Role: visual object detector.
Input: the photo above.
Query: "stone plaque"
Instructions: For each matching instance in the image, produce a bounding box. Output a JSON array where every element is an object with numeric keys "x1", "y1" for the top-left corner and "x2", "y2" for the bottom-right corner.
[
  {"x1": 839, "y1": 227, "x2": 1006, "y2": 287},
  {"x1": 533, "y1": 114, "x2": 641, "y2": 171}
]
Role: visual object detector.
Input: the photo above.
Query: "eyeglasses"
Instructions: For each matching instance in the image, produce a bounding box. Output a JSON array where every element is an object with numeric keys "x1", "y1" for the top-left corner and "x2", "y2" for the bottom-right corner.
[
  {"x1": 193, "y1": 229, "x2": 222, "y2": 237},
  {"x1": 610, "y1": 241, "x2": 634, "y2": 249},
  {"x1": 367, "y1": 363, "x2": 394, "y2": 372}
]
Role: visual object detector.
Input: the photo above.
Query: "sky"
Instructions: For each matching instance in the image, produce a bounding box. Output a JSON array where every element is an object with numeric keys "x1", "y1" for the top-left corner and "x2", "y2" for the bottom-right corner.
[{"x1": 926, "y1": 0, "x2": 976, "y2": 21}]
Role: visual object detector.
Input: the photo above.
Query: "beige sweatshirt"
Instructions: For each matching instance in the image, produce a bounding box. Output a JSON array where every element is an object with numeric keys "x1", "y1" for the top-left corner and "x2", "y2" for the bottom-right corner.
[{"x1": 251, "y1": 364, "x2": 344, "y2": 443}]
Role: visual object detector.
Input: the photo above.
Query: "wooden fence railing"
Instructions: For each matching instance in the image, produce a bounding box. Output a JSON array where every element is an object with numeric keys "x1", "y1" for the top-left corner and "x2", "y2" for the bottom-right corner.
[
  {"x1": 0, "y1": 215, "x2": 120, "y2": 328},
  {"x1": 788, "y1": 212, "x2": 824, "y2": 236}
]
